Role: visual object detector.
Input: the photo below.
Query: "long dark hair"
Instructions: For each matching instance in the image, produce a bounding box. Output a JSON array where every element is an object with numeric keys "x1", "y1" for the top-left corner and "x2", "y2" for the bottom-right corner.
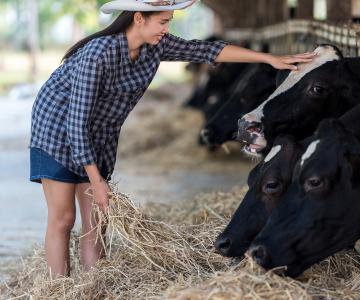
[{"x1": 62, "y1": 11, "x2": 159, "y2": 62}]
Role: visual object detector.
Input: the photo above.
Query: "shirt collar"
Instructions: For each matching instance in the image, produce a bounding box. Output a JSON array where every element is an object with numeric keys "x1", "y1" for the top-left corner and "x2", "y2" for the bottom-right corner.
[{"x1": 119, "y1": 32, "x2": 148, "y2": 65}]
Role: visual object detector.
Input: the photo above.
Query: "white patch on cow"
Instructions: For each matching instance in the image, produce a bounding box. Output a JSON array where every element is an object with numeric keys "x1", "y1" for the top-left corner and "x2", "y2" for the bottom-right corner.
[
  {"x1": 264, "y1": 145, "x2": 282, "y2": 163},
  {"x1": 244, "y1": 45, "x2": 341, "y2": 122},
  {"x1": 301, "y1": 140, "x2": 320, "y2": 167}
]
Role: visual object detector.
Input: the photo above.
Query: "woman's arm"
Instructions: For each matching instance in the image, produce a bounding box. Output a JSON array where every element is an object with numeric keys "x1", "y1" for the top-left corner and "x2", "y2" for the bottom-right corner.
[
  {"x1": 67, "y1": 55, "x2": 110, "y2": 212},
  {"x1": 215, "y1": 45, "x2": 316, "y2": 71}
]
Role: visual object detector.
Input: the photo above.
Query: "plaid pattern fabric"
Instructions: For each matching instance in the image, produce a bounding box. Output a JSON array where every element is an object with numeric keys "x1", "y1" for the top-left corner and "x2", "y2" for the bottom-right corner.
[{"x1": 30, "y1": 32, "x2": 227, "y2": 177}]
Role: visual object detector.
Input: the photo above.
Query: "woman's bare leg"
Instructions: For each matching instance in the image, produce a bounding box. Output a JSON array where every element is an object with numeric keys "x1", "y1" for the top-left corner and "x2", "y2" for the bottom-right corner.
[
  {"x1": 76, "y1": 183, "x2": 106, "y2": 271},
  {"x1": 42, "y1": 178, "x2": 76, "y2": 278}
]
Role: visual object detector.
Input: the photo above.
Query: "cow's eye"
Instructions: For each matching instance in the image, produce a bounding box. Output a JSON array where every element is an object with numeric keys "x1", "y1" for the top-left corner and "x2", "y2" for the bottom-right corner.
[
  {"x1": 304, "y1": 176, "x2": 324, "y2": 192},
  {"x1": 311, "y1": 85, "x2": 326, "y2": 96},
  {"x1": 262, "y1": 180, "x2": 282, "y2": 195}
]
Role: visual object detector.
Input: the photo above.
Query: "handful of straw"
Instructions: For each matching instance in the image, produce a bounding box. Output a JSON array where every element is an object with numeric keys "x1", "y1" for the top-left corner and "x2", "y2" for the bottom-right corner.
[{"x1": 96, "y1": 187, "x2": 228, "y2": 276}]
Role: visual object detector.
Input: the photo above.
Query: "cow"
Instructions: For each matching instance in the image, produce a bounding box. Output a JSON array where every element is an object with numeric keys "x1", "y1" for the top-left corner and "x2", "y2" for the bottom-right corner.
[
  {"x1": 200, "y1": 63, "x2": 277, "y2": 147},
  {"x1": 214, "y1": 135, "x2": 312, "y2": 257},
  {"x1": 237, "y1": 44, "x2": 360, "y2": 157},
  {"x1": 215, "y1": 104, "x2": 360, "y2": 259},
  {"x1": 248, "y1": 118, "x2": 360, "y2": 278},
  {"x1": 184, "y1": 61, "x2": 249, "y2": 110}
]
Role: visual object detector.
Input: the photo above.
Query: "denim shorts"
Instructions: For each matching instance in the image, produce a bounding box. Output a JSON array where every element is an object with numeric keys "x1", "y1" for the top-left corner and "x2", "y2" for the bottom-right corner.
[{"x1": 29, "y1": 147, "x2": 111, "y2": 184}]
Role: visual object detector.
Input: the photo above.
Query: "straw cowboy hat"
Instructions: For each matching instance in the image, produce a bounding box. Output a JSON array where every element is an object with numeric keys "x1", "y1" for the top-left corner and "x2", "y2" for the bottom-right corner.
[{"x1": 101, "y1": 0, "x2": 198, "y2": 13}]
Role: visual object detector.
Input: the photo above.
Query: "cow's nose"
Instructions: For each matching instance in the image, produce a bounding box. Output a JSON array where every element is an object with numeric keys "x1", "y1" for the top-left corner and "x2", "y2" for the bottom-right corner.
[
  {"x1": 244, "y1": 113, "x2": 259, "y2": 123},
  {"x1": 238, "y1": 119, "x2": 263, "y2": 134},
  {"x1": 214, "y1": 236, "x2": 232, "y2": 256},
  {"x1": 249, "y1": 244, "x2": 268, "y2": 266},
  {"x1": 200, "y1": 128, "x2": 212, "y2": 145}
]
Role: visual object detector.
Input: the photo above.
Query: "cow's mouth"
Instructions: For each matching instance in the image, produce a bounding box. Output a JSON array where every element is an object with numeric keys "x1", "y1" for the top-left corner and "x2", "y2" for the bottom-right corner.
[
  {"x1": 243, "y1": 131, "x2": 267, "y2": 155},
  {"x1": 237, "y1": 120, "x2": 267, "y2": 155},
  {"x1": 244, "y1": 143, "x2": 264, "y2": 154},
  {"x1": 229, "y1": 256, "x2": 244, "y2": 266}
]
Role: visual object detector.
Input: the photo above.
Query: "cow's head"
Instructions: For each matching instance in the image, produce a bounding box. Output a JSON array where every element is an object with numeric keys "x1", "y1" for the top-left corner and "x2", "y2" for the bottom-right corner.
[
  {"x1": 186, "y1": 62, "x2": 248, "y2": 110},
  {"x1": 201, "y1": 64, "x2": 277, "y2": 147},
  {"x1": 249, "y1": 119, "x2": 360, "y2": 277},
  {"x1": 237, "y1": 44, "x2": 352, "y2": 156},
  {"x1": 214, "y1": 134, "x2": 307, "y2": 258}
]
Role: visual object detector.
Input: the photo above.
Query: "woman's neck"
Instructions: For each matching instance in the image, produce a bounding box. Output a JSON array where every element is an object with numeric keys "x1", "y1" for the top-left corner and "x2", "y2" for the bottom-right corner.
[{"x1": 125, "y1": 26, "x2": 145, "y2": 52}]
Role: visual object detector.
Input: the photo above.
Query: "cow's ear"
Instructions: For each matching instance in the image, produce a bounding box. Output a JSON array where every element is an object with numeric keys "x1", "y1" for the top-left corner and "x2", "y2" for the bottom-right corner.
[
  {"x1": 342, "y1": 58, "x2": 360, "y2": 81},
  {"x1": 345, "y1": 139, "x2": 360, "y2": 184},
  {"x1": 275, "y1": 69, "x2": 291, "y2": 87}
]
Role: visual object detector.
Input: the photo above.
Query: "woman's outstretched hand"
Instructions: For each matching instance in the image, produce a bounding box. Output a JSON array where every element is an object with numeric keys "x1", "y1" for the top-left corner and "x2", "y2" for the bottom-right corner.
[{"x1": 267, "y1": 52, "x2": 317, "y2": 71}]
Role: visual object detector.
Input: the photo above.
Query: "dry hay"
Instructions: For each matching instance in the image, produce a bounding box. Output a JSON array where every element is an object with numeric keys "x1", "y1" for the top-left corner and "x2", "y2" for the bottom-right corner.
[
  {"x1": 2, "y1": 186, "x2": 360, "y2": 300},
  {"x1": 144, "y1": 186, "x2": 247, "y2": 225},
  {"x1": 117, "y1": 98, "x2": 246, "y2": 172}
]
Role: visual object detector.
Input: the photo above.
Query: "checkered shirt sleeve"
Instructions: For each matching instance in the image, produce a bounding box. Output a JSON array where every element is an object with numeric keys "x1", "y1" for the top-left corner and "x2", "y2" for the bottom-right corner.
[
  {"x1": 160, "y1": 33, "x2": 228, "y2": 66},
  {"x1": 67, "y1": 56, "x2": 103, "y2": 166}
]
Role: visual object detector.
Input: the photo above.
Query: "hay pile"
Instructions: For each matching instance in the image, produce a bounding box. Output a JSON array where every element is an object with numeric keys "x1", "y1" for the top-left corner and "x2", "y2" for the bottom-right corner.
[{"x1": 2, "y1": 185, "x2": 360, "y2": 300}]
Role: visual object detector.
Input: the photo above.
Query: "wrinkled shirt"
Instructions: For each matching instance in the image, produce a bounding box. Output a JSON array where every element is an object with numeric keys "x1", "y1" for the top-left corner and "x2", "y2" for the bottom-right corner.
[{"x1": 29, "y1": 32, "x2": 227, "y2": 177}]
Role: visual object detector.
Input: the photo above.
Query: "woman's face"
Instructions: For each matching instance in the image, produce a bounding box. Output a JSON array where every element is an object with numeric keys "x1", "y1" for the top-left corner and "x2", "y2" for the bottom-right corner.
[{"x1": 136, "y1": 11, "x2": 174, "y2": 45}]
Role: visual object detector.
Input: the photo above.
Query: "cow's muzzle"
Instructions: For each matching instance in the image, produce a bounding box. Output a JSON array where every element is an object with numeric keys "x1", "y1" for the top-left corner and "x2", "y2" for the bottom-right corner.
[
  {"x1": 249, "y1": 243, "x2": 269, "y2": 267},
  {"x1": 237, "y1": 119, "x2": 267, "y2": 155}
]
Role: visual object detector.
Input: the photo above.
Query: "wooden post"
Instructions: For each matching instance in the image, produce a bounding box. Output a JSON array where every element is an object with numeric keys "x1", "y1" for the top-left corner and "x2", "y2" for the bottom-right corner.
[{"x1": 256, "y1": 0, "x2": 268, "y2": 27}]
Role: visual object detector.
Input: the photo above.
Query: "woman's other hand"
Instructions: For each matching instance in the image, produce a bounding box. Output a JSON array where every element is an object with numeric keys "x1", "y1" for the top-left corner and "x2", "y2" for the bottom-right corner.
[
  {"x1": 84, "y1": 164, "x2": 111, "y2": 213},
  {"x1": 91, "y1": 178, "x2": 111, "y2": 213}
]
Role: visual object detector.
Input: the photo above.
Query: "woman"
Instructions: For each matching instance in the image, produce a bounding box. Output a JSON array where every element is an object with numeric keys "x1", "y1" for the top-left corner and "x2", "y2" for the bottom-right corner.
[{"x1": 29, "y1": 0, "x2": 315, "y2": 278}]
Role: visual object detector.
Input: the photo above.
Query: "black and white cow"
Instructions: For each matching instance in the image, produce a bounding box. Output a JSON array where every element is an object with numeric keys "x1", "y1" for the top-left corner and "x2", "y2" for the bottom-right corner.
[
  {"x1": 248, "y1": 119, "x2": 360, "y2": 277},
  {"x1": 237, "y1": 44, "x2": 360, "y2": 156},
  {"x1": 214, "y1": 135, "x2": 312, "y2": 257},
  {"x1": 215, "y1": 104, "x2": 360, "y2": 259},
  {"x1": 200, "y1": 63, "x2": 277, "y2": 147}
]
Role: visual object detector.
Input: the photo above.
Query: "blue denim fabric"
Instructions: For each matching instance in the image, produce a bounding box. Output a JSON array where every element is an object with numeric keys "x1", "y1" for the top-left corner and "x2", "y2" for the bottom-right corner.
[{"x1": 29, "y1": 147, "x2": 111, "y2": 184}]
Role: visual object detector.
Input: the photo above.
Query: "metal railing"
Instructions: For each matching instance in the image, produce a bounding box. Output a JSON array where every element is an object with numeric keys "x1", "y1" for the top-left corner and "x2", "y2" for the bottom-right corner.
[{"x1": 225, "y1": 20, "x2": 360, "y2": 56}]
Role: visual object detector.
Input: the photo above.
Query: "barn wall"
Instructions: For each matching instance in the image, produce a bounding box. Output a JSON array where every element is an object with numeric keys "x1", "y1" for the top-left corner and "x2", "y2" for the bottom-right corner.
[
  {"x1": 297, "y1": 0, "x2": 314, "y2": 19},
  {"x1": 326, "y1": 0, "x2": 352, "y2": 22},
  {"x1": 203, "y1": 0, "x2": 355, "y2": 30},
  {"x1": 202, "y1": 0, "x2": 288, "y2": 28}
]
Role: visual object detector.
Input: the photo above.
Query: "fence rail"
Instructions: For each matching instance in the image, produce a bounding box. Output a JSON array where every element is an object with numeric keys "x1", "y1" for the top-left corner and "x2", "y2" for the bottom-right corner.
[{"x1": 224, "y1": 20, "x2": 360, "y2": 56}]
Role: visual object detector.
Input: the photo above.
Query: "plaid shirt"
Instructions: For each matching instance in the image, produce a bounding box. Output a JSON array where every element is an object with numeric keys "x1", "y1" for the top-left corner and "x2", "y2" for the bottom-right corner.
[{"x1": 29, "y1": 32, "x2": 227, "y2": 177}]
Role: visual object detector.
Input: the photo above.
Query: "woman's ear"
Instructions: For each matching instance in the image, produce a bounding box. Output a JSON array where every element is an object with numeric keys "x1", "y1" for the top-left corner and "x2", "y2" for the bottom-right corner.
[{"x1": 134, "y1": 12, "x2": 145, "y2": 26}]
